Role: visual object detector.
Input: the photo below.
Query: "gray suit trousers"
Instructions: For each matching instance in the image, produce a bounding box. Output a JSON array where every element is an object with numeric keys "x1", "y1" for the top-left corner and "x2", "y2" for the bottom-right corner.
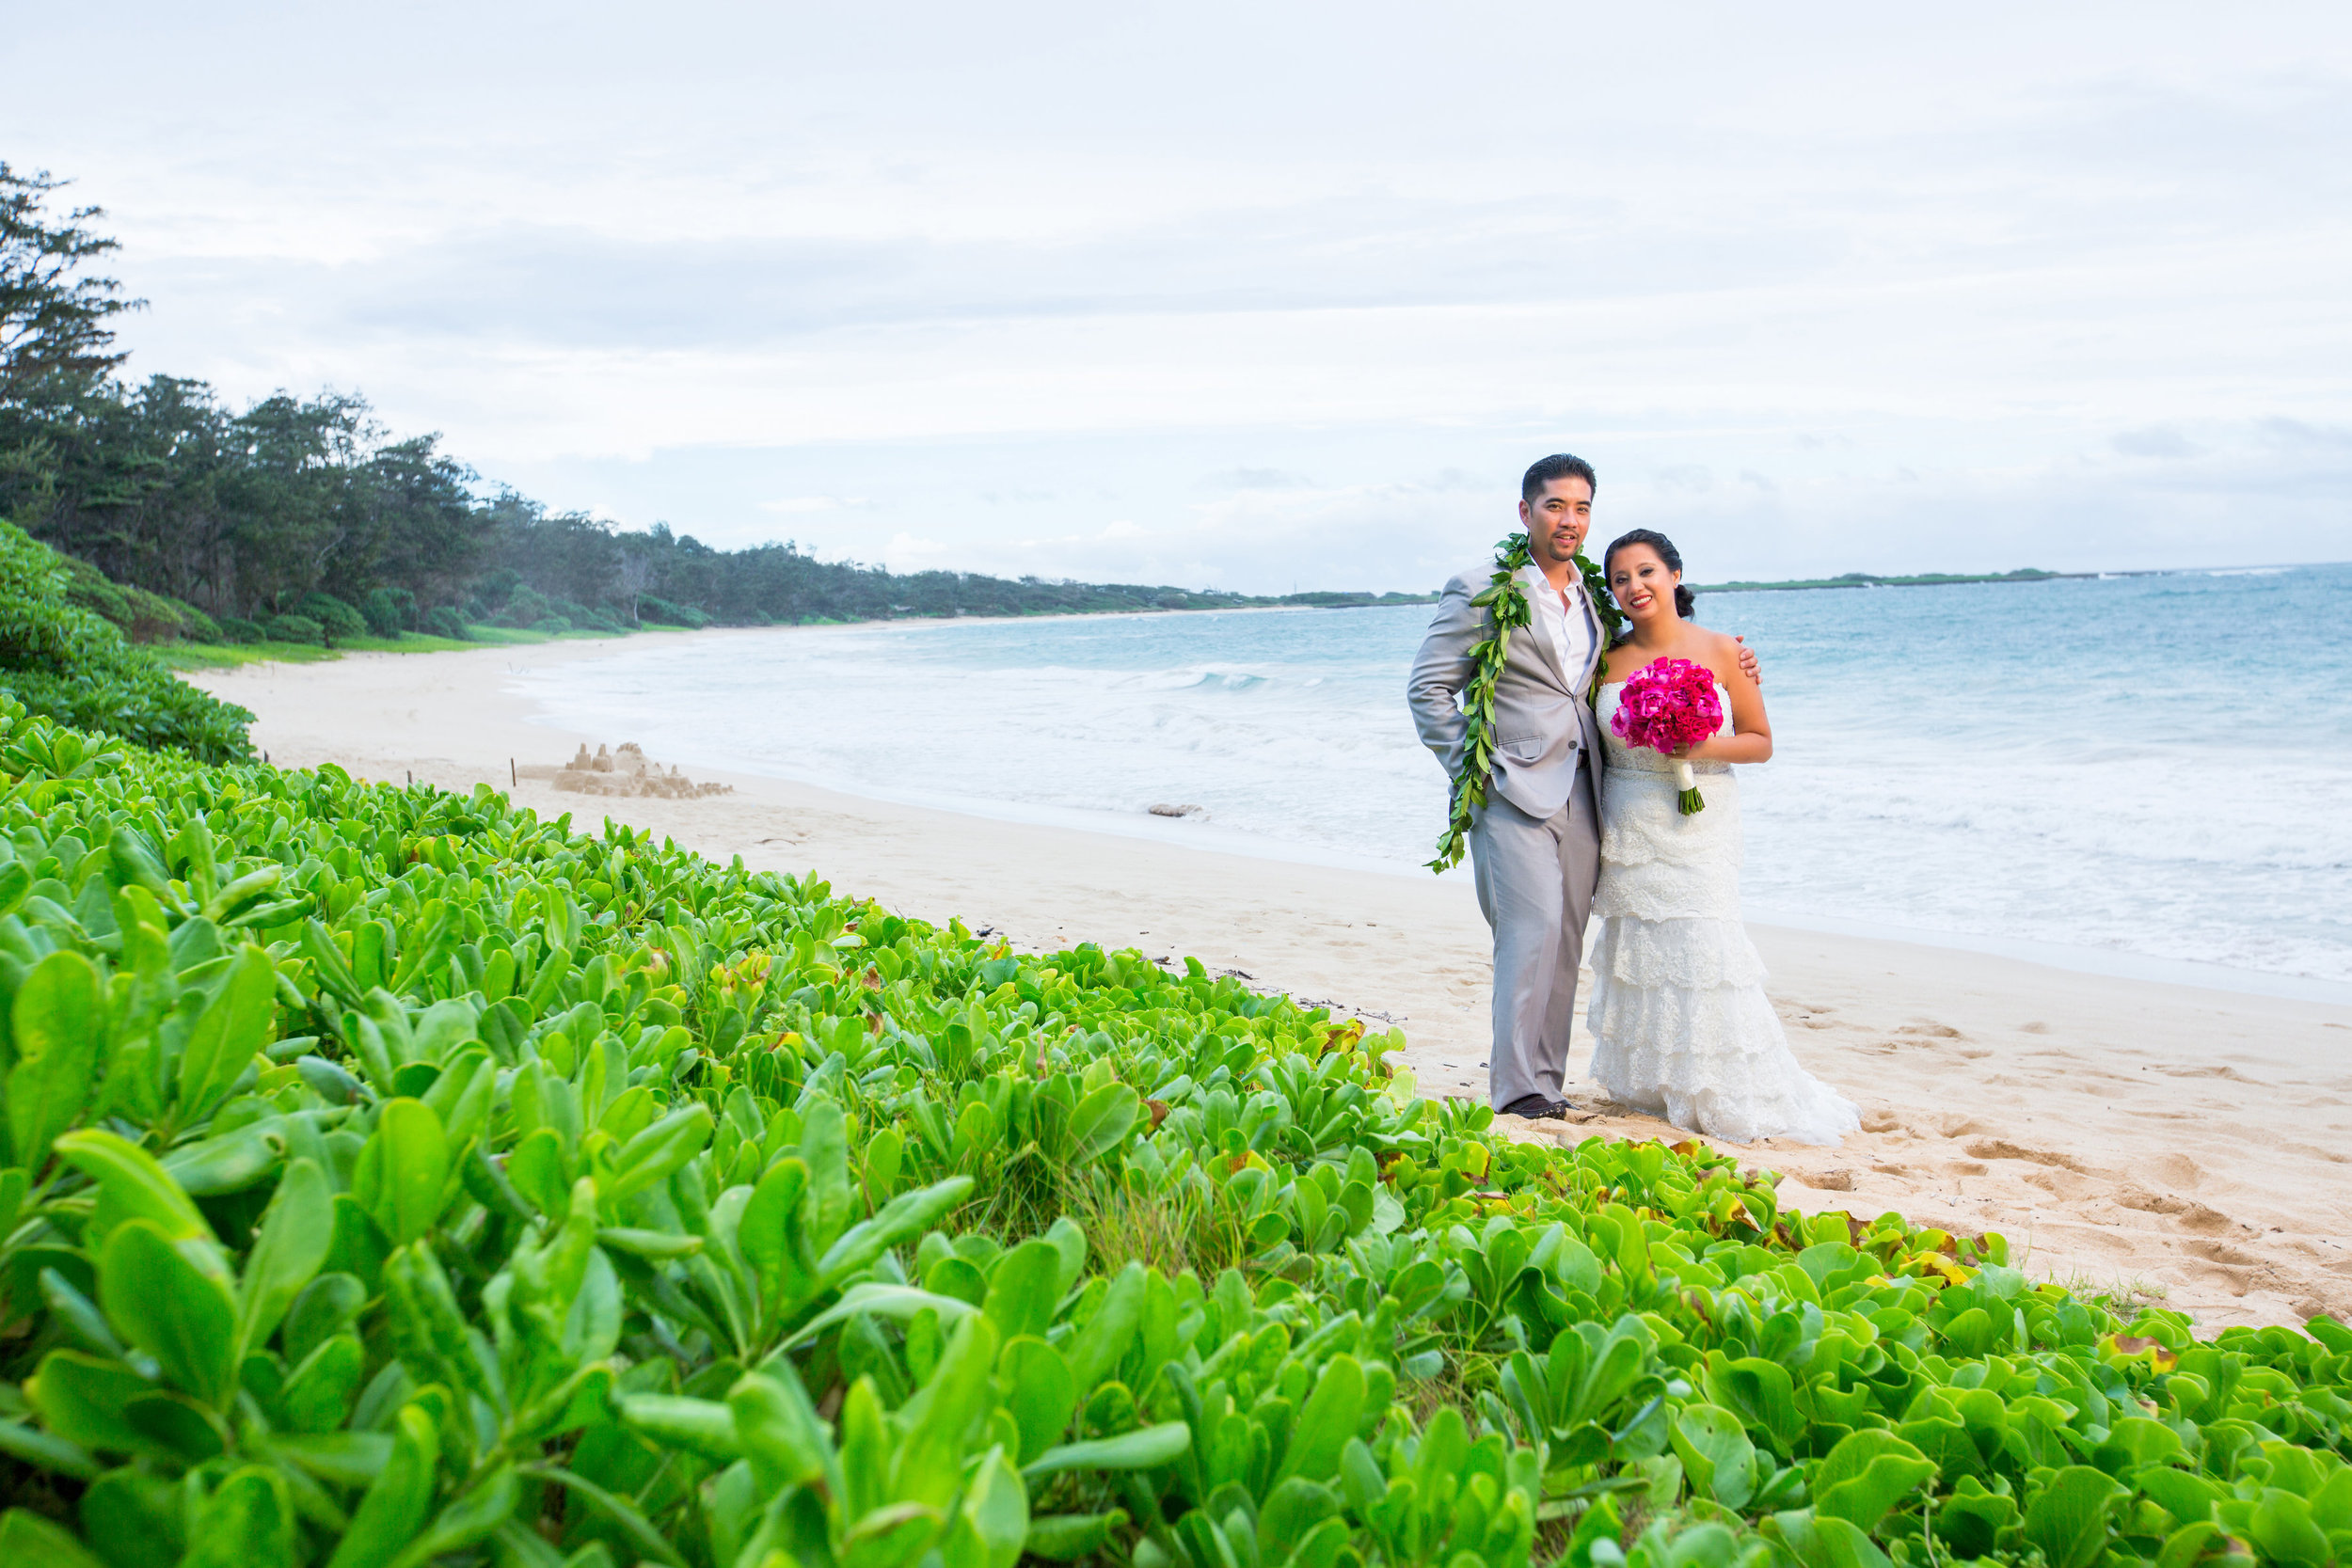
[{"x1": 1469, "y1": 755, "x2": 1600, "y2": 1111}]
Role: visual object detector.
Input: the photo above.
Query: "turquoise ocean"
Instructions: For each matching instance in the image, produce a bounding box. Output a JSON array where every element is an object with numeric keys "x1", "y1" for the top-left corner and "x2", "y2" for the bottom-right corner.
[{"x1": 518, "y1": 562, "x2": 2352, "y2": 998}]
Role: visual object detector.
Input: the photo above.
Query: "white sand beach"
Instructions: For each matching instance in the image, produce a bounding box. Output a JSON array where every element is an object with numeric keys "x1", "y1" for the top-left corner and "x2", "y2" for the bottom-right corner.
[{"x1": 191, "y1": 632, "x2": 2352, "y2": 1332}]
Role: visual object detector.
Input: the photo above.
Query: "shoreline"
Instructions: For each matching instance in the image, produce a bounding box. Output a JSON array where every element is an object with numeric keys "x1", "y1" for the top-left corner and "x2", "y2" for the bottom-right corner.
[
  {"x1": 508, "y1": 622, "x2": 2342, "y2": 1006},
  {"x1": 189, "y1": 636, "x2": 2352, "y2": 1330}
]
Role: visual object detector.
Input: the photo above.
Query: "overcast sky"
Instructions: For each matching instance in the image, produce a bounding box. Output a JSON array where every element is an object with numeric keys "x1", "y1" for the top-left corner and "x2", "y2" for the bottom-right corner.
[{"x1": 7, "y1": 1, "x2": 2349, "y2": 591}]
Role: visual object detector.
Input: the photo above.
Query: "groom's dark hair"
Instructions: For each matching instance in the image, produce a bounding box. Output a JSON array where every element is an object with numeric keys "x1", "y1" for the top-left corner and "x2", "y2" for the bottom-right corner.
[{"x1": 1522, "y1": 452, "x2": 1597, "y2": 503}]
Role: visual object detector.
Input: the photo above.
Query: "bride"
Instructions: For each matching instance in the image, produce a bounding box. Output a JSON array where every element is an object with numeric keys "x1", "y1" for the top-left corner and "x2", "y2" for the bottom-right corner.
[{"x1": 1584, "y1": 528, "x2": 1859, "y2": 1146}]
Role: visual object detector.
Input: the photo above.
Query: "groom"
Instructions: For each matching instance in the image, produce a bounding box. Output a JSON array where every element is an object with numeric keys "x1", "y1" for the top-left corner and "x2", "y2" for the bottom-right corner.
[{"x1": 1408, "y1": 453, "x2": 1755, "y2": 1118}]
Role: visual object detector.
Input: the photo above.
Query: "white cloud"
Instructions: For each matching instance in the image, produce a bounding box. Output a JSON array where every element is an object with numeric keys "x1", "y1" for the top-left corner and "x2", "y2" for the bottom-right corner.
[{"x1": 3, "y1": 2, "x2": 2349, "y2": 588}]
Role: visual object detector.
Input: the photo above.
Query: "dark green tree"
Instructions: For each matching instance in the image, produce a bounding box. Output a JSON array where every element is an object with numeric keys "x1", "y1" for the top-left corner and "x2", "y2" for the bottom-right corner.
[{"x1": 0, "y1": 163, "x2": 140, "y2": 412}]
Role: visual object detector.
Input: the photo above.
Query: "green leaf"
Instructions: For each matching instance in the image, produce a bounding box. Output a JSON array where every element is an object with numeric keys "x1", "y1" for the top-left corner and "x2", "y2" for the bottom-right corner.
[
  {"x1": 121, "y1": 1388, "x2": 226, "y2": 1463},
  {"x1": 1021, "y1": 1421, "x2": 1191, "y2": 1481},
  {"x1": 1704, "y1": 1354, "x2": 1806, "y2": 1452},
  {"x1": 801, "y1": 1098, "x2": 852, "y2": 1252},
  {"x1": 24, "y1": 1351, "x2": 162, "y2": 1460},
  {"x1": 281, "y1": 1333, "x2": 367, "y2": 1432},
  {"x1": 2094, "y1": 1415, "x2": 2183, "y2": 1474},
  {"x1": 2248, "y1": 1489, "x2": 2331, "y2": 1568},
  {"x1": 604, "y1": 1104, "x2": 712, "y2": 1202},
  {"x1": 8, "y1": 951, "x2": 103, "y2": 1168},
  {"x1": 1672, "y1": 1402, "x2": 1759, "y2": 1510},
  {"x1": 236, "y1": 1158, "x2": 334, "y2": 1357},
  {"x1": 1769, "y1": 1510, "x2": 1896, "y2": 1568},
  {"x1": 160, "y1": 1117, "x2": 294, "y2": 1196},
  {"x1": 0, "y1": 1418, "x2": 98, "y2": 1481},
  {"x1": 1276, "y1": 1354, "x2": 1364, "y2": 1485},
  {"x1": 324, "y1": 1405, "x2": 438, "y2": 1568},
  {"x1": 2022, "y1": 1465, "x2": 2129, "y2": 1568},
  {"x1": 353, "y1": 1099, "x2": 449, "y2": 1245},
  {"x1": 997, "y1": 1338, "x2": 1076, "y2": 1465},
  {"x1": 1063, "y1": 1082, "x2": 1139, "y2": 1165},
  {"x1": 2136, "y1": 1466, "x2": 2225, "y2": 1529},
  {"x1": 266, "y1": 1432, "x2": 398, "y2": 1490},
  {"x1": 0, "y1": 1509, "x2": 110, "y2": 1568},
  {"x1": 384, "y1": 1465, "x2": 520, "y2": 1568},
  {"x1": 730, "y1": 1364, "x2": 839, "y2": 1497},
  {"x1": 182, "y1": 1465, "x2": 294, "y2": 1568},
  {"x1": 99, "y1": 1220, "x2": 238, "y2": 1406},
  {"x1": 958, "y1": 1447, "x2": 1027, "y2": 1568},
  {"x1": 740, "y1": 1155, "x2": 812, "y2": 1308},
  {"x1": 1812, "y1": 1430, "x2": 1935, "y2": 1533},
  {"x1": 2154, "y1": 1521, "x2": 2230, "y2": 1568},
  {"x1": 1260, "y1": 1477, "x2": 1342, "y2": 1546},
  {"x1": 788, "y1": 1283, "x2": 981, "y2": 1349},
  {"x1": 176, "y1": 946, "x2": 277, "y2": 1117},
  {"x1": 1022, "y1": 1512, "x2": 1131, "y2": 1561},
  {"x1": 618, "y1": 1394, "x2": 740, "y2": 1463},
  {"x1": 1062, "y1": 1261, "x2": 1146, "y2": 1393},
  {"x1": 816, "y1": 1175, "x2": 976, "y2": 1287},
  {"x1": 1037, "y1": 1216, "x2": 1086, "y2": 1293},
  {"x1": 77, "y1": 1467, "x2": 185, "y2": 1568},
  {"x1": 894, "y1": 1313, "x2": 1001, "y2": 1510},
  {"x1": 384, "y1": 1242, "x2": 500, "y2": 1409},
  {"x1": 840, "y1": 1500, "x2": 940, "y2": 1568},
  {"x1": 504, "y1": 1125, "x2": 568, "y2": 1218},
  {"x1": 2313, "y1": 1468, "x2": 2352, "y2": 1531},
  {"x1": 981, "y1": 1239, "x2": 1063, "y2": 1342}
]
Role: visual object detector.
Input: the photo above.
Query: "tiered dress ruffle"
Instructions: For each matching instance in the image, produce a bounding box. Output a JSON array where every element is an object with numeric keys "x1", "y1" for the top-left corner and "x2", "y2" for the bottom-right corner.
[{"x1": 1585, "y1": 685, "x2": 1859, "y2": 1146}]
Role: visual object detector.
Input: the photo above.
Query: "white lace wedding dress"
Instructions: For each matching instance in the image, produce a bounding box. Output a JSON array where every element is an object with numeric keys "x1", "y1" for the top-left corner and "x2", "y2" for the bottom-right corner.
[{"x1": 1585, "y1": 682, "x2": 1859, "y2": 1146}]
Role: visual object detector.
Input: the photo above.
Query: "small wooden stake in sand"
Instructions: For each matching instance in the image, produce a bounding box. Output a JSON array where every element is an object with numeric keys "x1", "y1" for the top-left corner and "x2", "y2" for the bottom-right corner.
[{"x1": 510, "y1": 757, "x2": 516, "y2": 788}]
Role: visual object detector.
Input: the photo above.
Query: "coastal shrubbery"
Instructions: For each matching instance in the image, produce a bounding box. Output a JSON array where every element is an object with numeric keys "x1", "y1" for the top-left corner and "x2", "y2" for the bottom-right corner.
[
  {"x1": 0, "y1": 520, "x2": 253, "y2": 760},
  {"x1": 56, "y1": 555, "x2": 221, "y2": 644},
  {"x1": 637, "y1": 593, "x2": 710, "y2": 628},
  {"x1": 0, "y1": 698, "x2": 2345, "y2": 1568}
]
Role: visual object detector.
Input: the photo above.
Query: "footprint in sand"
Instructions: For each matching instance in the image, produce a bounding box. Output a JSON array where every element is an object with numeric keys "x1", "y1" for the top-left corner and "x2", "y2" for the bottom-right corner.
[
  {"x1": 1963, "y1": 1137, "x2": 2091, "y2": 1174},
  {"x1": 2023, "y1": 1168, "x2": 2097, "y2": 1200},
  {"x1": 2155, "y1": 1064, "x2": 2268, "y2": 1085}
]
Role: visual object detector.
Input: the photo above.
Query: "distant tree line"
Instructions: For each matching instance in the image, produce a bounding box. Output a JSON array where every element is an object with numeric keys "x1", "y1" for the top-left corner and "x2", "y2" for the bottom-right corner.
[{"x1": 3, "y1": 160, "x2": 1386, "y2": 646}]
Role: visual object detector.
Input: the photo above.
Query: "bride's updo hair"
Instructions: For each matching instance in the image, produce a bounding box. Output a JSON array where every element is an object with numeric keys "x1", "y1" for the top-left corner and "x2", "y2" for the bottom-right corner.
[{"x1": 1602, "y1": 529, "x2": 1696, "y2": 620}]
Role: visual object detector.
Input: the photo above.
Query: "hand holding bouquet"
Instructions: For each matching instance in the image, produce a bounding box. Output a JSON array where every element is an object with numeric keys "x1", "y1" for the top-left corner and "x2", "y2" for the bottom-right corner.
[{"x1": 1610, "y1": 657, "x2": 1724, "y2": 815}]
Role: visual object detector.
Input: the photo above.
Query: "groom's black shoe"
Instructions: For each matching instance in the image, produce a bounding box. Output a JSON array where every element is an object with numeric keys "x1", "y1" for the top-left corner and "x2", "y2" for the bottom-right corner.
[{"x1": 1500, "y1": 1094, "x2": 1576, "y2": 1120}]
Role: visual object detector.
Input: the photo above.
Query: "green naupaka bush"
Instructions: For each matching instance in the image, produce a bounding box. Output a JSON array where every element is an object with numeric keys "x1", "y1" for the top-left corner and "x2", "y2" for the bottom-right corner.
[{"x1": 0, "y1": 694, "x2": 2344, "y2": 1568}]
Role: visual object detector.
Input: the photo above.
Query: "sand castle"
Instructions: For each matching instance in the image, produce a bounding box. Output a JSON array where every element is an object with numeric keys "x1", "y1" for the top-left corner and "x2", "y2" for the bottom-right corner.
[{"x1": 546, "y1": 741, "x2": 733, "y2": 799}]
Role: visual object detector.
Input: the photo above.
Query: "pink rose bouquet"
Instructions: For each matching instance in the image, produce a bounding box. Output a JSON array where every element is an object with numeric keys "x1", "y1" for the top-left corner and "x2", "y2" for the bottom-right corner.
[{"x1": 1609, "y1": 657, "x2": 1724, "y2": 815}]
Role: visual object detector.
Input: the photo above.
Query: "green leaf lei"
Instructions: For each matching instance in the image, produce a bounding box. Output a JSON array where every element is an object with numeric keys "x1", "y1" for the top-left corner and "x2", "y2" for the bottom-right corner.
[{"x1": 1427, "y1": 532, "x2": 1626, "y2": 873}]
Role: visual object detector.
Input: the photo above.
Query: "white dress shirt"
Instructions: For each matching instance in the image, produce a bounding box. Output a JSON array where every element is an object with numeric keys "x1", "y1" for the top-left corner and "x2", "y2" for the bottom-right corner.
[{"x1": 1518, "y1": 562, "x2": 1598, "y2": 689}]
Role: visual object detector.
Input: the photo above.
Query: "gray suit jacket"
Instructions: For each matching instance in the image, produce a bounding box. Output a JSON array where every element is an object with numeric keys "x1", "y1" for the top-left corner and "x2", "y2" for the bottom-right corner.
[{"x1": 1408, "y1": 566, "x2": 1607, "y2": 821}]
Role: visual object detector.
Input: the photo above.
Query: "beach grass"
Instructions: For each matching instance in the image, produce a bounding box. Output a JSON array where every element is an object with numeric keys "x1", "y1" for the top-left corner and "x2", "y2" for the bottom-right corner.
[
  {"x1": 156, "y1": 623, "x2": 637, "y2": 669},
  {"x1": 2054, "y1": 1268, "x2": 2173, "y2": 1314}
]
